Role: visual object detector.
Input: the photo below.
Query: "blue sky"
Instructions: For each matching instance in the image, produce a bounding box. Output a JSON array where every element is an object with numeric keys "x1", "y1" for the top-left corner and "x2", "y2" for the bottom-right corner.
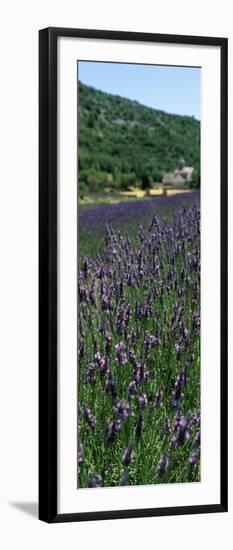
[{"x1": 78, "y1": 62, "x2": 200, "y2": 120}]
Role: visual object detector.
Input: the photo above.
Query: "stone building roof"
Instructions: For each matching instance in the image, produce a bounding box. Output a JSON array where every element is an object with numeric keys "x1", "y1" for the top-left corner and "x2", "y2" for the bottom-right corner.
[{"x1": 162, "y1": 160, "x2": 194, "y2": 186}]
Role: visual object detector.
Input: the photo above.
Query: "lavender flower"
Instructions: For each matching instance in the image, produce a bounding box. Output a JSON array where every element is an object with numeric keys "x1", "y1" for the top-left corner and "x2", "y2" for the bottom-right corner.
[
  {"x1": 193, "y1": 431, "x2": 201, "y2": 448},
  {"x1": 94, "y1": 352, "x2": 108, "y2": 376},
  {"x1": 85, "y1": 362, "x2": 97, "y2": 384},
  {"x1": 175, "y1": 343, "x2": 181, "y2": 360},
  {"x1": 171, "y1": 370, "x2": 186, "y2": 408},
  {"x1": 144, "y1": 333, "x2": 160, "y2": 347},
  {"x1": 84, "y1": 406, "x2": 96, "y2": 431},
  {"x1": 105, "y1": 373, "x2": 117, "y2": 399},
  {"x1": 188, "y1": 451, "x2": 200, "y2": 467},
  {"x1": 138, "y1": 393, "x2": 148, "y2": 408},
  {"x1": 121, "y1": 447, "x2": 134, "y2": 466},
  {"x1": 152, "y1": 387, "x2": 163, "y2": 409},
  {"x1": 171, "y1": 414, "x2": 191, "y2": 447},
  {"x1": 128, "y1": 380, "x2": 137, "y2": 400},
  {"x1": 115, "y1": 342, "x2": 128, "y2": 366},
  {"x1": 158, "y1": 456, "x2": 169, "y2": 476},
  {"x1": 106, "y1": 419, "x2": 122, "y2": 444},
  {"x1": 113, "y1": 400, "x2": 131, "y2": 420},
  {"x1": 78, "y1": 442, "x2": 83, "y2": 465},
  {"x1": 104, "y1": 330, "x2": 112, "y2": 353}
]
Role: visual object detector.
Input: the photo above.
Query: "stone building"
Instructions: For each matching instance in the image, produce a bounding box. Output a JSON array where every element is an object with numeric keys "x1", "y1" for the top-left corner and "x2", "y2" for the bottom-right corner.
[{"x1": 162, "y1": 158, "x2": 194, "y2": 188}]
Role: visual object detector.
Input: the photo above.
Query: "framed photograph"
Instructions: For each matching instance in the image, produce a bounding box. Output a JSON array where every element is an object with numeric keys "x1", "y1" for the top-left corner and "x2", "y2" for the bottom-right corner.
[{"x1": 39, "y1": 27, "x2": 228, "y2": 523}]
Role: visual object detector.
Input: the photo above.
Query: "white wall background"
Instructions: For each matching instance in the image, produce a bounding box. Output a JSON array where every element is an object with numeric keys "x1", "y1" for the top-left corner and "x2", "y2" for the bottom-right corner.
[{"x1": 0, "y1": 1, "x2": 232, "y2": 548}]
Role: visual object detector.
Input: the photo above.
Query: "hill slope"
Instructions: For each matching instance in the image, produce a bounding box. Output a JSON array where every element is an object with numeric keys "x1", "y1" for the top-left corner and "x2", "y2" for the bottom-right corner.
[{"x1": 78, "y1": 81, "x2": 200, "y2": 192}]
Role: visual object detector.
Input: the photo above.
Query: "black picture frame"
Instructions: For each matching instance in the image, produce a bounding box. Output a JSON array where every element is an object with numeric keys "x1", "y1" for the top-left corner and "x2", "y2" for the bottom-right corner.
[{"x1": 39, "y1": 27, "x2": 228, "y2": 523}]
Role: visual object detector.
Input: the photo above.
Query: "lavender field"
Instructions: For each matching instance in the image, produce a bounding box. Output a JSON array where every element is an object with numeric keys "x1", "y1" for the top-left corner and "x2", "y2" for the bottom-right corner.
[{"x1": 78, "y1": 192, "x2": 200, "y2": 488}]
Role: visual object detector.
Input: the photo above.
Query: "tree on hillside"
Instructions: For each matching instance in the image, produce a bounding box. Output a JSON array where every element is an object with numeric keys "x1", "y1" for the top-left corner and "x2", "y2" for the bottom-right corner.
[{"x1": 141, "y1": 172, "x2": 151, "y2": 190}]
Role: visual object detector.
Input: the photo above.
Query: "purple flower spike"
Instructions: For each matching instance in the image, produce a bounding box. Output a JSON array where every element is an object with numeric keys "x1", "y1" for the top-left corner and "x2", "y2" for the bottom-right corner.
[
  {"x1": 171, "y1": 414, "x2": 191, "y2": 447},
  {"x1": 138, "y1": 393, "x2": 148, "y2": 408},
  {"x1": 128, "y1": 380, "x2": 137, "y2": 400},
  {"x1": 179, "y1": 416, "x2": 189, "y2": 430},
  {"x1": 115, "y1": 342, "x2": 128, "y2": 366},
  {"x1": 105, "y1": 331, "x2": 112, "y2": 353},
  {"x1": 78, "y1": 442, "x2": 83, "y2": 465},
  {"x1": 105, "y1": 374, "x2": 117, "y2": 399},
  {"x1": 113, "y1": 400, "x2": 131, "y2": 420},
  {"x1": 193, "y1": 431, "x2": 201, "y2": 448},
  {"x1": 175, "y1": 343, "x2": 181, "y2": 360},
  {"x1": 106, "y1": 419, "x2": 122, "y2": 445},
  {"x1": 85, "y1": 363, "x2": 97, "y2": 384},
  {"x1": 152, "y1": 386, "x2": 163, "y2": 409},
  {"x1": 84, "y1": 406, "x2": 96, "y2": 431},
  {"x1": 188, "y1": 451, "x2": 200, "y2": 467},
  {"x1": 121, "y1": 447, "x2": 134, "y2": 466},
  {"x1": 115, "y1": 342, "x2": 125, "y2": 353},
  {"x1": 144, "y1": 333, "x2": 160, "y2": 347},
  {"x1": 158, "y1": 456, "x2": 169, "y2": 476}
]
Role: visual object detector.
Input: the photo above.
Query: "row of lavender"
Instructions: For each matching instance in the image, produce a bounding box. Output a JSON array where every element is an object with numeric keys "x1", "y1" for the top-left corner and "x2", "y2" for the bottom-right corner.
[
  {"x1": 79, "y1": 190, "x2": 200, "y2": 233},
  {"x1": 78, "y1": 201, "x2": 200, "y2": 488}
]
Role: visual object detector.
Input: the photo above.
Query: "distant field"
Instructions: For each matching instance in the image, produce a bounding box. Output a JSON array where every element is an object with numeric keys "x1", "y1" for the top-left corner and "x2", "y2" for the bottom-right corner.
[{"x1": 78, "y1": 190, "x2": 200, "y2": 258}]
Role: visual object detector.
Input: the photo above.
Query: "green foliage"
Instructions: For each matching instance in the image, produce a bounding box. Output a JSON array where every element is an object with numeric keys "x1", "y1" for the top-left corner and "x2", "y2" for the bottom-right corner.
[
  {"x1": 141, "y1": 172, "x2": 151, "y2": 190},
  {"x1": 79, "y1": 180, "x2": 88, "y2": 199},
  {"x1": 78, "y1": 82, "x2": 200, "y2": 193},
  {"x1": 119, "y1": 172, "x2": 136, "y2": 190},
  {"x1": 191, "y1": 168, "x2": 200, "y2": 189}
]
